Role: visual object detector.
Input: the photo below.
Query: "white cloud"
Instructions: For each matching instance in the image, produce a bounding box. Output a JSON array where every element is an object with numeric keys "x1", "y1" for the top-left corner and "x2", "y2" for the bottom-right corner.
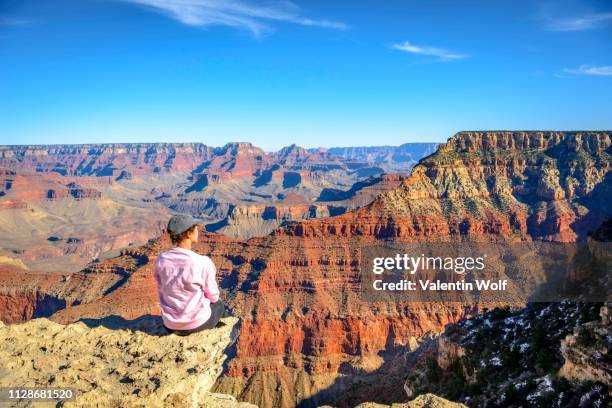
[
  {"x1": 391, "y1": 41, "x2": 467, "y2": 61},
  {"x1": 118, "y1": 0, "x2": 348, "y2": 37},
  {"x1": 563, "y1": 65, "x2": 612, "y2": 76},
  {"x1": 547, "y1": 12, "x2": 612, "y2": 31},
  {"x1": 553, "y1": 73, "x2": 569, "y2": 79}
]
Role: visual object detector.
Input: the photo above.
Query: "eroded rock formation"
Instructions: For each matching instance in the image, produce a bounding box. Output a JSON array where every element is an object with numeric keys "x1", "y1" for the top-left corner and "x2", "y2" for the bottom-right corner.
[
  {"x1": 0, "y1": 316, "x2": 256, "y2": 407},
  {"x1": 0, "y1": 143, "x2": 432, "y2": 270},
  {"x1": 558, "y1": 302, "x2": 612, "y2": 387}
]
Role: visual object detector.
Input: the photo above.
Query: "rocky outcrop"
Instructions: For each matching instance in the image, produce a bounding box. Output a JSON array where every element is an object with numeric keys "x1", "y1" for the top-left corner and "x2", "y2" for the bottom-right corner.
[
  {"x1": 0, "y1": 316, "x2": 256, "y2": 407},
  {"x1": 0, "y1": 265, "x2": 70, "y2": 323},
  {"x1": 350, "y1": 393, "x2": 466, "y2": 407},
  {"x1": 48, "y1": 184, "x2": 102, "y2": 200},
  {"x1": 281, "y1": 131, "x2": 611, "y2": 242},
  {"x1": 196, "y1": 143, "x2": 269, "y2": 184},
  {"x1": 316, "y1": 393, "x2": 466, "y2": 408},
  {"x1": 212, "y1": 203, "x2": 332, "y2": 239},
  {"x1": 559, "y1": 302, "x2": 612, "y2": 386}
]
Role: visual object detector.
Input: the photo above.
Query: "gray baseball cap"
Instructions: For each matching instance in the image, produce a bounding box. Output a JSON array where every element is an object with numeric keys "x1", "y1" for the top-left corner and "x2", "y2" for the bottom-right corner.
[{"x1": 167, "y1": 214, "x2": 201, "y2": 235}]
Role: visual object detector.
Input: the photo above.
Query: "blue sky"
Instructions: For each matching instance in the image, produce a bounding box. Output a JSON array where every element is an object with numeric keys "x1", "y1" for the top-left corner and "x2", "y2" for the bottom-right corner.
[{"x1": 1, "y1": 0, "x2": 611, "y2": 150}]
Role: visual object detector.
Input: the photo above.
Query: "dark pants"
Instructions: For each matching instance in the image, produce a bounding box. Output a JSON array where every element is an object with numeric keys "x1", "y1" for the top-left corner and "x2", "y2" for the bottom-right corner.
[{"x1": 167, "y1": 300, "x2": 226, "y2": 336}]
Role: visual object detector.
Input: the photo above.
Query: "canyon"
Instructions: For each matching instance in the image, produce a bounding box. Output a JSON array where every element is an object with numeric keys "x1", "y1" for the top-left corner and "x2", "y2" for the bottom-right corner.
[
  {"x1": 0, "y1": 143, "x2": 432, "y2": 271},
  {"x1": 0, "y1": 131, "x2": 610, "y2": 407}
]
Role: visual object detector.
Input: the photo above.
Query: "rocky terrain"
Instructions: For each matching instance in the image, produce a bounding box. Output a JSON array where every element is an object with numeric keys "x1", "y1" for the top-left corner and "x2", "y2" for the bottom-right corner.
[
  {"x1": 0, "y1": 314, "x2": 462, "y2": 408},
  {"x1": 400, "y1": 217, "x2": 612, "y2": 407},
  {"x1": 402, "y1": 302, "x2": 610, "y2": 407},
  {"x1": 0, "y1": 142, "x2": 432, "y2": 270},
  {"x1": 0, "y1": 316, "x2": 257, "y2": 407},
  {"x1": 321, "y1": 394, "x2": 466, "y2": 408},
  {"x1": 559, "y1": 303, "x2": 612, "y2": 392},
  {"x1": 0, "y1": 131, "x2": 610, "y2": 407}
]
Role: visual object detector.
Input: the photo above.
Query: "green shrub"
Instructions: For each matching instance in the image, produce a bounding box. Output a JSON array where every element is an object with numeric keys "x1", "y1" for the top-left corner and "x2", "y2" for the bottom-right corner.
[
  {"x1": 426, "y1": 357, "x2": 442, "y2": 383},
  {"x1": 502, "y1": 345, "x2": 521, "y2": 372},
  {"x1": 535, "y1": 349, "x2": 554, "y2": 372},
  {"x1": 579, "y1": 302, "x2": 602, "y2": 323},
  {"x1": 531, "y1": 321, "x2": 547, "y2": 352}
]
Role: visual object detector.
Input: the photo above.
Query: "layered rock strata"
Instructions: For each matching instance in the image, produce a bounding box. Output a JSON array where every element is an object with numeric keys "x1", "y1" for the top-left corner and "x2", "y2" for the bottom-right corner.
[{"x1": 1, "y1": 131, "x2": 610, "y2": 407}]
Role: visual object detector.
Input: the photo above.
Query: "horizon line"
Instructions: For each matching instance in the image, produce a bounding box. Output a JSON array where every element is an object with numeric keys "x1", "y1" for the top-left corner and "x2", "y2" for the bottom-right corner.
[{"x1": 2, "y1": 129, "x2": 611, "y2": 152}]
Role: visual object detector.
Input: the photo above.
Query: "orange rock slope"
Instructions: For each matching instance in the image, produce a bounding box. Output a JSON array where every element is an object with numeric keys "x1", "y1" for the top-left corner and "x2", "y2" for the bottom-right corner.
[{"x1": 1, "y1": 131, "x2": 611, "y2": 407}]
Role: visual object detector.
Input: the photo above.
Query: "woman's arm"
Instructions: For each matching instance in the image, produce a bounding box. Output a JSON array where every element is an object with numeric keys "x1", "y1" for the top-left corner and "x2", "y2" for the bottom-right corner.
[{"x1": 202, "y1": 257, "x2": 220, "y2": 303}]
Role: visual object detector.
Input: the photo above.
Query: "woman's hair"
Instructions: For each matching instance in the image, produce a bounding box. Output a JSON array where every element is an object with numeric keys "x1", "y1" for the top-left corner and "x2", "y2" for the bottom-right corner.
[{"x1": 169, "y1": 224, "x2": 197, "y2": 245}]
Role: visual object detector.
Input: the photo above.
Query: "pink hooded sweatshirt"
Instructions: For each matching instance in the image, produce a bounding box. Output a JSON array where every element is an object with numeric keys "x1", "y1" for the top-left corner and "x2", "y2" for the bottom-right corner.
[{"x1": 153, "y1": 247, "x2": 220, "y2": 330}]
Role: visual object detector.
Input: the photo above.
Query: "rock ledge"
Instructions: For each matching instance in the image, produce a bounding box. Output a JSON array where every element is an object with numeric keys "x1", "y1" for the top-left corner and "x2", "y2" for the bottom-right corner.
[{"x1": 0, "y1": 316, "x2": 256, "y2": 407}]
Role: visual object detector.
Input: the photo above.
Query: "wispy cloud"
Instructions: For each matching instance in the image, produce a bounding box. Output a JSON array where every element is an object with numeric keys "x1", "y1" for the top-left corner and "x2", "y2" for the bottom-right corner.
[
  {"x1": 546, "y1": 12, "x2": 612, "y2": 31},
  {"x1": 563, "y1": 64, "x2": 612, "y2": 76},
  {"x1": 0, "y1": 17, "x2": 33, "y2": 27},
  {"x1": 118, "y1": 0, "x2": 348, "y2": 37},
  {"x1": 391, "y1": 41, "x2": 467, "y2": 61}
]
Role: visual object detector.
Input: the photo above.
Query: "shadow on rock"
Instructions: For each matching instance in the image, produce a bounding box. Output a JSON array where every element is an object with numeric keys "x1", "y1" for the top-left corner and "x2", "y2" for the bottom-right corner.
[{"x1": 79, "y1": 314, "x2": 170, "y2": 336}]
